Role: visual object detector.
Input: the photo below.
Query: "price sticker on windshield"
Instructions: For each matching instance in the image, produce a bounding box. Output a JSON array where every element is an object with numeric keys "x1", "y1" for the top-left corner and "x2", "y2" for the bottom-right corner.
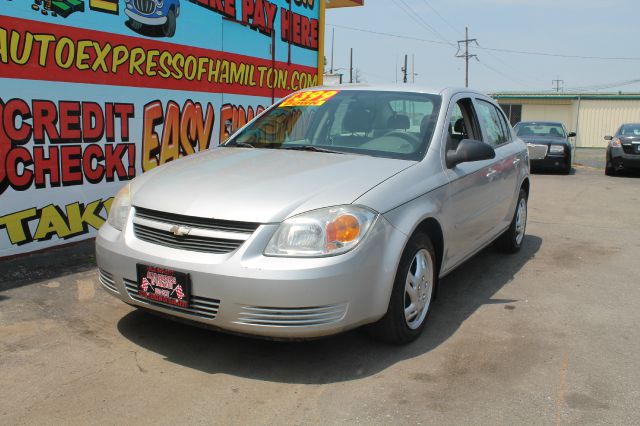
[{"x1": 280, "y1": 90, "x2": 339, "y2": 107}]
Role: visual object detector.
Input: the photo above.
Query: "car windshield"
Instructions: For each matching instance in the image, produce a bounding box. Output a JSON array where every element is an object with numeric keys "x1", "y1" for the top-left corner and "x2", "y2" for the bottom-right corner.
[
  {"x1": 224, "y1": 90, "x2": 442, "y2": 161},
  {"x1": 515, "y1": 123, "x2": 566, "y2": 138},
  {"x1": 619, "y1": 124, "x2": 640, "y2": 136}
]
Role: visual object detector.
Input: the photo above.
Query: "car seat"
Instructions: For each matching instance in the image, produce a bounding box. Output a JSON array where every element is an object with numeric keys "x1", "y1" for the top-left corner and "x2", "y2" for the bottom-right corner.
[
  {"x1": 332, "y1": 104, "x2": 374, "y2": 147},
  {"x1": 387, "y1": 114, "x2": 410, "y2": 131}
]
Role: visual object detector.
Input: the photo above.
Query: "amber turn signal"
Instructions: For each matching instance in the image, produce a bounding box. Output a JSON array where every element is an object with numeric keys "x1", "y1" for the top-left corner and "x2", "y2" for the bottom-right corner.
[{"x1": 327, "y1": 214, "x2": 360, "y2": 244}]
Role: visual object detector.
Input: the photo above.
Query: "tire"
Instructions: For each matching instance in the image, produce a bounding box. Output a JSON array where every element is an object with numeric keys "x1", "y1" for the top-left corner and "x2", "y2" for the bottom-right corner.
[
  {"x1": 162, "y1": 10, "x2": 177, "y2": 37},
  {"x1": 605, "y1": 153, "x2": 616, "y2": 176},
  {"x1": 562, "y1": 153, "x2": 572, "y2": 175},
  {"x1": 368, "y1": 233, "x2": 437, "y2": 345},
  {"x1": 127, "y1": 18, "x2": 143, "y2": 31},
  {"x1": 496, "y1": 188, "x2": 527, "y2": 254}
]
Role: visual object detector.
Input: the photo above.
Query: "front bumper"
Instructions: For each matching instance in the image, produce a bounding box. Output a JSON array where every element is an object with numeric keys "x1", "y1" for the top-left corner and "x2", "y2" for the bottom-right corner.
[
  {"x1": 96, "y1": 210, "x2": 405, "y2": 339},
  {"x1": 610, "y1": 147, "x2": 640, "y2": 170},
  {"x1": 125, "y1": 9, "x2": 167, "y2": 25},
  {"x1": 529, "y1": 154, "x2": 569, "y2": 170}
]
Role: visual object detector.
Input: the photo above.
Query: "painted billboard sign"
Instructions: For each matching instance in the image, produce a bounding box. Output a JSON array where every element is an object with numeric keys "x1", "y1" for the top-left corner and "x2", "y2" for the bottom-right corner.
[{"x1": 0, "y1": 0, "x2": 321, "y2": 257}]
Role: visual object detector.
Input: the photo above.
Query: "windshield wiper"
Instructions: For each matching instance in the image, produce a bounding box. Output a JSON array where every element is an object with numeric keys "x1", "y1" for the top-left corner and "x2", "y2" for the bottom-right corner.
[
  {"x1": 282, "y1": 145, "x2": 344, "y2": 154},
  {"x1": 226, "y1": 142, "x2": 255, "y2": 148}
]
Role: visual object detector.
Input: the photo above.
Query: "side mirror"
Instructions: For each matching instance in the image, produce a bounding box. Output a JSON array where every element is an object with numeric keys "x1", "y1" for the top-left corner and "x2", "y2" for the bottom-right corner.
[
  {"x1": 604, "y1": 135, "x2": 613, "y2": 141},
  {"x1": 446, "y1": 139, "x2": 496, "y2": 169},
  {"x1": 568, "y1": 132, "x2": 576, "y2": 138}
]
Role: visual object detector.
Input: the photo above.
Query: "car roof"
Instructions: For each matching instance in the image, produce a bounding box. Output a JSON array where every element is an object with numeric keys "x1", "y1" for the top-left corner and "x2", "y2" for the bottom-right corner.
[
  {"x1": 299, "y1": 84, "x2": 488, "y2": 99},
  {"x1": 517, "y1": 121, "x2": 564, "y2": 126}
]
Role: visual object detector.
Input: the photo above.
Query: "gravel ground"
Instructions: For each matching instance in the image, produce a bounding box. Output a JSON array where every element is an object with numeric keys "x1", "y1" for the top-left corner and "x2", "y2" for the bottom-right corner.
[{"x1": 1, "y1": 168, "x2": 639, "y2": 425}]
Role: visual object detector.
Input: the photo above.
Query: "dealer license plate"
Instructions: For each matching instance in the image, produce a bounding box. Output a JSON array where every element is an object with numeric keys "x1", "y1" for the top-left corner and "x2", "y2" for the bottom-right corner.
[{"x1": 136, "y1": 264, "x2": 190, "y2": 308}]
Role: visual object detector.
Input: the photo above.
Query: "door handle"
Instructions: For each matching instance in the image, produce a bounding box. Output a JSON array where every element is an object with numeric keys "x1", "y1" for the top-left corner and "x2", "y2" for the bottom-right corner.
[{"x1": 486, "y1": 168, "x2": 498, "y2": 178}]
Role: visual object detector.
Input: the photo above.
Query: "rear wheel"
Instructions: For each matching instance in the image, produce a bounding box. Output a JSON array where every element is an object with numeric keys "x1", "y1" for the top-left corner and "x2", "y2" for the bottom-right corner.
[
  {"x1": 368, "y1": 233, "x2": 436, "y2": 344},
  {"x1": 496, "y1": 189, "x2": 527, "y2": 254}
]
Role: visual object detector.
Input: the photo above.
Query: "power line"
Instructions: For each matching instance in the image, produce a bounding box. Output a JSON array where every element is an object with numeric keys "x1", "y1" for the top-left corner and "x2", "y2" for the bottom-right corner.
[
  {"x1": 411, "y1": 3, "x2": 550, "y2": 88},
  {"x1": 420, "y1": 0, "x2": 461, "y2": 36},
  {"x1": 475, "y1": 57, "x2": 538, "y2": 89},
  {"x1": 327, "y1": 24, "x2": 640, "y2": 62},
  {"x1": 565, "y1": 78, "x2": 640, "y2": 92},
  {"x1": 328, "y1": 24, "x2": 451, "y2": 46},
  {"x1": 474, "y1": 45, "x2": 640, "y2": 61},
  {"x1": 392, "y1": 0, "x2": 454, "y2": 46}
]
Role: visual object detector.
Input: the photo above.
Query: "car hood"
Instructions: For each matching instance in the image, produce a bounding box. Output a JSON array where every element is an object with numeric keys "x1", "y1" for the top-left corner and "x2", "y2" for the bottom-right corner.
[
  {"x1": 521, "y1": 137, "x2": 568, "y2": 146},
  {"x1": 130, "y1": 147, "x2": 415, "y2": 223}
]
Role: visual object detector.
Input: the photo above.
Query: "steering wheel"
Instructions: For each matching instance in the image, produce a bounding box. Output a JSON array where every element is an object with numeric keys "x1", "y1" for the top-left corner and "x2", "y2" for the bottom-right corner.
[{"x1": 383, "y1": 131, "x2": 421, "y2": 148}]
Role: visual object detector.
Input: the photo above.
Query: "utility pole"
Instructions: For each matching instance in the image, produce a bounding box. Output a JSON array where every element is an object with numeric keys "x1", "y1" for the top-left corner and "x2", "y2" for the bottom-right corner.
[
  {"x1": 402, "y1": 54, "x2": 408, "y2": 83},
  {"x1": 349, "y1": 48, "x2": 353, "y2": 84},
  {"x1": 330, "y1": 28, "x2": 334, "y2": 74},
  {"x1": 410, "y1": 54, "x2": 419, "y2": 83},
  {"x1": 456, "y1": 27, "x2": 477, "y2": 88},
  {"x1": 552, "y1": 79, "x2": 564, "y2": 92}
]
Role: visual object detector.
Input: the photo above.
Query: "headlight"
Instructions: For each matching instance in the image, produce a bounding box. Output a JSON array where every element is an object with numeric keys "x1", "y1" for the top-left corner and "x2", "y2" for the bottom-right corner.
[
  {"x1": 264, "y1": 206, "x2": 378, "y2": 257},
  {"x1": 610, "y1": 138, "x2": 622, "y2": 148},
  {"x1": 107, "y1": 185, "x2": 132, "y2": 231},
  {"x1": 549, "y1": 145, "x2": 565, "y2": 154}
]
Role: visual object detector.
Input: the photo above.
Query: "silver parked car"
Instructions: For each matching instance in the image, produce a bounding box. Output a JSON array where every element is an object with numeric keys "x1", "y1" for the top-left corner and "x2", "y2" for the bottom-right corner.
[{"x1": 96, "y1": 86, "x2": 530, "y2": 344}]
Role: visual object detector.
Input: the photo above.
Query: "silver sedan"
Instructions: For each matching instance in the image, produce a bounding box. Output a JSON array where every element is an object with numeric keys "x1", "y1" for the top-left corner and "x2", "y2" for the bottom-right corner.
[{"x1": 96, "y1": 86, "x2": 530, "y2": 344}]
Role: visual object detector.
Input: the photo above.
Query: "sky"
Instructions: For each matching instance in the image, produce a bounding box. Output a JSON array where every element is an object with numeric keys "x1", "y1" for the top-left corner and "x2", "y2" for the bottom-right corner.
[{"x1": 324, "y1": 0, "x2": 640, "y2": 93}]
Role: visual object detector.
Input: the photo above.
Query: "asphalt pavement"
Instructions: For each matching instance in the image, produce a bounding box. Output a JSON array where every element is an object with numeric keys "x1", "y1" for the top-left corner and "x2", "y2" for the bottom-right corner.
[{"x1": 1, "y1": 167, "x2": 639, "y2": 425}]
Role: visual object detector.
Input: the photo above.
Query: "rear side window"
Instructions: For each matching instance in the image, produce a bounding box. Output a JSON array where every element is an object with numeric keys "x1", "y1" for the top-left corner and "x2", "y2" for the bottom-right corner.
[{"x1": 476, "y1": 99, "x2": 509, "y2": 147}]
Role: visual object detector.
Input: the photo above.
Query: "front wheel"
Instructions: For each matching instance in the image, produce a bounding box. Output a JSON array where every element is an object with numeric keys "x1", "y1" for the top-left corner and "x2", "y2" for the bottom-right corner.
[
  {"x1": 605, "y1": 153, "x2": 616, "y2": 176},
  {"x1": 496, "y1": 189, "x2": 527, "y2": 254},
  {"x1": 561, "y1": 156, "x2": 572, "y2": 174},
  {"x1": 162, "y1": 10, "x2": 177, "y2": 37},
  {"x1": 368, "y1": 233, "x2": 437, "y2": 344},
  {"x1": 127, "y1": 18, "x2": 143, "y2": 31}
]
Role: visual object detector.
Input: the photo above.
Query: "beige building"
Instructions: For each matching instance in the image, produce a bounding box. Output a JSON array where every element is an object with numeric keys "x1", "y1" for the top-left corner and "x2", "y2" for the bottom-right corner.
[{"x1": 492, "y1": 93, "x2": 640, "y2": 148}]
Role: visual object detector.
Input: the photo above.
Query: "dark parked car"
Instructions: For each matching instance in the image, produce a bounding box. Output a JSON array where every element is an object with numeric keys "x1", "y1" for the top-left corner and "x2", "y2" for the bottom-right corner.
[
  {"x1": 514, "y1": 121, "x2": 575, "y2": 174},
  {"x1": 605, "y1": 123, "x2": 640, "y2": 176}
]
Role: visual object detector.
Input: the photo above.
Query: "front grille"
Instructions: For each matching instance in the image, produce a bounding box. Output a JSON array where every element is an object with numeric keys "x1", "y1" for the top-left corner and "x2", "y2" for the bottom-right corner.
[
  {"x1": 135, "y1": 207, "x2": 260, "y2": 234},
  {"x1": 235, "y1": 304, "x2": 348, "y2": 327},
  {"x1": 133, "y1": 0, "x2": 155, "y2": 14},
  {"x1": 527, "y1": 144, "x2": 548, "y2": 160},
  {"x1": 133, "y1": 223, "x2": 244, "y2": 254},
  {"x1": 124, "y1": 279, "x2": 220, "y2": 320},
  {"x1": 622, "y1": 144, "x2": 640, "y2": 155},
  {"x1": 98, "y1": 269, "x2": 119, "y2": 294}
]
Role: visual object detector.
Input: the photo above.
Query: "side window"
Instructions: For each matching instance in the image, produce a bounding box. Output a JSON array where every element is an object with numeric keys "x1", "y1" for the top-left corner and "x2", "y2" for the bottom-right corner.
[
  {"x1": 446, "y1": 98, "x2": 480, "y2": 151},
  {"x1": 496, "y1": 107, "x2": 512, "y2": 143},
  {"x1": 476, "y1": 99, "x2": 508, "y2": 147}
]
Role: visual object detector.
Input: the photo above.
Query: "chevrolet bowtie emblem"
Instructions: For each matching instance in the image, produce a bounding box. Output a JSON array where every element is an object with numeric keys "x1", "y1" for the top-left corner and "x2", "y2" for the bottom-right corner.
[{"x1": 169, "y1": 225, "x2": 191, "y2": 237}]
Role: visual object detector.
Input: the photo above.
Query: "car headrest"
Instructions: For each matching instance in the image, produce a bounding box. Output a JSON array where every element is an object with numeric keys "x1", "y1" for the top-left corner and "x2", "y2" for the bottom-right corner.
[
  {"x1": 454, "y1": 118, "x2": 466, "y2": 134},
  {"x1": 549, "y1": 128, "x2": 561, "y2": 136},
  {"x1": 388, "y1": 114, "x2": 410, "y2": 130},
  {"x1": 344, "y1": 105, "x2": 373, "y2": 133},
  {"x1": 420, "y1": 114, "x2": 437, "y2": 137},
  {"x1": 519, "y1": 127, "x2": 533, "y2": 136}
]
